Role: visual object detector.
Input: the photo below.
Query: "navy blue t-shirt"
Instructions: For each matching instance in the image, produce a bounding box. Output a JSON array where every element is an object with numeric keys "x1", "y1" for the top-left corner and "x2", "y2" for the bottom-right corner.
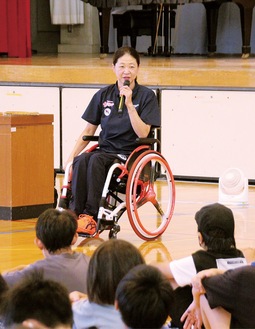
[
  {"x1": 82, "y1": 82, "x2": 160, "y2": 154},
  {"x1": 203, "y1": 266, "x2": 255, "y2": 328}
]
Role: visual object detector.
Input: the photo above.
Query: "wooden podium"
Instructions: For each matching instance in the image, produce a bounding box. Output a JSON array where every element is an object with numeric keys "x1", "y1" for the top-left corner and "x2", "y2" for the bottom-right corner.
[{"x1": 0, "y1": 114, "x2": 54, "y2": 220}]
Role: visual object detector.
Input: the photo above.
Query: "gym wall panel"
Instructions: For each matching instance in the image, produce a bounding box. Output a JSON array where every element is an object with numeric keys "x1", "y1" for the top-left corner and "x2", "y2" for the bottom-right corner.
[
  {"x1": 161, "y1": 89, "x2": 255, "y2": 180},
  {"x1": 0, "y1": 86, "x2": 60, "y2": 168},
  {"x1": 61, "y1": 87, "x2": 100, "y2": 167}
]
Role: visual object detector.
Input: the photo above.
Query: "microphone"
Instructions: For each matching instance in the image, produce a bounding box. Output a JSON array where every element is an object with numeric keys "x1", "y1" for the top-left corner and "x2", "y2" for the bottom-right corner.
[{"x1": 118, "y1": 80, "x2": 130, "y2": 114}]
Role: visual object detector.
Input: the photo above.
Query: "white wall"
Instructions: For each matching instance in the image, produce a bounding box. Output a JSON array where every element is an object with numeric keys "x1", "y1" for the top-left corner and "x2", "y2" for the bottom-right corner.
[
  {"x1": 161, "y1": 89, "x2": 255, "y2": 179},
  {"x1": 61, "y1": 87, "x2": 100, "y2": 165},
  {"x1": 0, "y1": 86, "x2": 60, "y2": 168},
  {"x1": 2, "y1": 85, "x2": 255, "y2": 181}
]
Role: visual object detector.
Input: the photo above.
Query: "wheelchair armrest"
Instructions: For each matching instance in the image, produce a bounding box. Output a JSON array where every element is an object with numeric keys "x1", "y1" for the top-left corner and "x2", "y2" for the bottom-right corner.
[
  {"x1": 83, "y1": 135, "x2": 160, "y2": 146},
  {"x1": 82, "y1": 135, "x2": 99, "y2": 142},
  {"x1": 135, "y1": 137, "x2": 160, "y2": 148}
]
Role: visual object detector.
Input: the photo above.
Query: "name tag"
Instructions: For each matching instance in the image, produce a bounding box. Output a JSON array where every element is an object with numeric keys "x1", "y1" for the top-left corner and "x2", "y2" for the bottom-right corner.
[{"x1": 216, "y1": 257, "x2": 247, "y2": 270}]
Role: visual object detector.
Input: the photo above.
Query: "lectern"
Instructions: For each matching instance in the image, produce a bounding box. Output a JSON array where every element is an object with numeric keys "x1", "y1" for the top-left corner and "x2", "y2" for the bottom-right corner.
[{"x1": 0, "y1": 114, "x2": 54, "y2": 220}]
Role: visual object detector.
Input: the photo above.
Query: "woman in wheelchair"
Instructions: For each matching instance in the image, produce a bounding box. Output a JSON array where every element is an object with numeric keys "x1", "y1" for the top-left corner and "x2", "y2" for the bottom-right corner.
[{"x1": 64, "y1": 46, "x2": 160, "y2": 236}]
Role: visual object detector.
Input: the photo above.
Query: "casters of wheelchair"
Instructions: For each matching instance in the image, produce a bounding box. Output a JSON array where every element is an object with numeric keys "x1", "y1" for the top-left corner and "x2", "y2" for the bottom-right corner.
[{"x1": 109, "y1": 224, "x2": 120, "y2": 239}]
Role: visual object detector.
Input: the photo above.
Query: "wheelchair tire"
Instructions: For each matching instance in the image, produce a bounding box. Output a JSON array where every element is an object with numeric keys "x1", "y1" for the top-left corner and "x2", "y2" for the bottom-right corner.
[{"x1": 126, "y1": 150, "x2": 175, "y2": 240}]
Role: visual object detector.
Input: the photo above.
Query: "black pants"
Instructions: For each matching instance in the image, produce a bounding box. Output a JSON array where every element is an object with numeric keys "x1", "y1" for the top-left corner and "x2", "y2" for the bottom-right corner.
[
  {"x1": 170, "y1": 286, "x2": 194, "y2": 329},
  {"x1": 69, "y1": 151, "x2": 120, "y2": 219}
]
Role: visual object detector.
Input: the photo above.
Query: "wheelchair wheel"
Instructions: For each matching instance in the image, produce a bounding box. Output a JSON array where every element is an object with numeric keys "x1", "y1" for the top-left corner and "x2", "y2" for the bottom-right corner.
[{"x1": 126, "y1": 150, "x2": 175, "y2": 240}]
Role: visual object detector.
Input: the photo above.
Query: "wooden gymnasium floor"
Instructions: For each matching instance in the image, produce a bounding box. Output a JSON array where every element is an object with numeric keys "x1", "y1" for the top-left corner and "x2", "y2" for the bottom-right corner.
[{"x1": 1, "y1": 52, "x2": 255, "y2": 272}]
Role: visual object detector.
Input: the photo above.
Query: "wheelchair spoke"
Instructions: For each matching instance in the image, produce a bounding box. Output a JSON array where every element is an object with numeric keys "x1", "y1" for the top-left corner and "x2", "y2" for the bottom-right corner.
[
  {"x1": 134, "y1": 182, "x2": 162, "y2": 214},
  {"x1": 134, "y1": 183, "x2": 166, "y2": 217},
  {"x1": 126, "y1": 150, "x2": 175, "y2": 241}
]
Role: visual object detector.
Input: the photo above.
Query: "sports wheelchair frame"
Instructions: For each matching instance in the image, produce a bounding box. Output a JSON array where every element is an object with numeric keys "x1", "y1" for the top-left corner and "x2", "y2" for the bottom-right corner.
[{"x1": 58, "y1": 134, "x2": 175, "y2": 241}]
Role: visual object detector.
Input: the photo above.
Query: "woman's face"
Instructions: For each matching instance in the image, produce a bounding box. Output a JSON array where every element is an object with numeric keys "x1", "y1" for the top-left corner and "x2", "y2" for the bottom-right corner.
[{"x1": 112, "y1": 53, "x2": 139, "y2": 89}]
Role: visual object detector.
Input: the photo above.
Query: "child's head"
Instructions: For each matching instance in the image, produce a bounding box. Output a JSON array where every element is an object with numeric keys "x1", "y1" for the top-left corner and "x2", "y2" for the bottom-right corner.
[
  {"x1": 195, "y1": 203, "x2": 236, "y2": 251},
  {"x1": 115, "y1": 264, "x2": 174, "y2": 329},
  {"x1": 35, "y1": 209, "x2": 78, "y2": 253},
  {"x1": 1, "y1": 271, "x2": 73, "y2": 328},
  {"x1": 87, "y1": 239, "x2": 145, "y2": 305}
]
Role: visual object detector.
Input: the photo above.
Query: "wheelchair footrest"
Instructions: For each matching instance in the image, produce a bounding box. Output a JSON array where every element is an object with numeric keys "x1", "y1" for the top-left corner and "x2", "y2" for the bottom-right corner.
[
  {"x1": 98, "y1": 218, "x2": 115, "y2": 231},
  {"x1": 77, "y1": 231, "x2": 99, "y2": 238}
]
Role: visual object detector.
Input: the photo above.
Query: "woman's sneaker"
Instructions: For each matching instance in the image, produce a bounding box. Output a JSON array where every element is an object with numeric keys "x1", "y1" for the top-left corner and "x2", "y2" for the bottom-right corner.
[{"x1": 77, "y1": 214, "x2": 98, "y2": 236}]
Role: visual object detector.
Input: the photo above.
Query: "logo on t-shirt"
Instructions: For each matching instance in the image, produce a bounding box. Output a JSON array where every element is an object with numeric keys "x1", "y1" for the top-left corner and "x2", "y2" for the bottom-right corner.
[
  {"x1": 104, "y1": 108, "x2": 111, "y2": 116},
  {"x1": 103, "y1": 100, "x2": 114, "y2": 116},
  {"x1": 216, "y1": 257, "x2": 247, "y2": 269}
]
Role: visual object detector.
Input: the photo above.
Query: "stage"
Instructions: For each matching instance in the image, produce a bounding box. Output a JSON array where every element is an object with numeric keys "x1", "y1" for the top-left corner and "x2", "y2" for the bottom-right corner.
[{"x1": 0, "y1": 52, "x2": 255, "y2": 88}]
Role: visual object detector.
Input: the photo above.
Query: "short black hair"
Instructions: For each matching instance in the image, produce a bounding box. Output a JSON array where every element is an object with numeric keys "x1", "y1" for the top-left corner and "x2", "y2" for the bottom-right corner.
[
  {"x1": 1, "y1": 270, "x2": 73, "y2": 327},
  {"x1": 36, "y1": 208, "x2": 77, "y2": 252},
  {"x1": 116, "y1": 264, "x2": 175, "y2": 329},
  {"x1": 113, "y1": 46, "x2": 140, "y2": 66}
]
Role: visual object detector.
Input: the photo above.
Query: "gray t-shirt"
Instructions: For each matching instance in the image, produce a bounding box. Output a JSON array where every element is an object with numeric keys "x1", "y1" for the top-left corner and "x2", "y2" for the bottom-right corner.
[{"x1": 3, "y1": 252, "x2": 89, "y2": 293}]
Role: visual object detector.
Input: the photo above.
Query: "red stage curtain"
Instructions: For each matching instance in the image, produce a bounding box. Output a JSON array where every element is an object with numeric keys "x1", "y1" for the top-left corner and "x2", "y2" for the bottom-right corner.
[{"x1": 0, "y1": 0, "x2": 31, "y2": 57}]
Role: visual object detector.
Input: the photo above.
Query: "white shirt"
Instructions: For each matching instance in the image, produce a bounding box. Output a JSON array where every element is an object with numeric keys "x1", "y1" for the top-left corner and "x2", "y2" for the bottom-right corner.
[{"x1": 169, "y1": 254, "x2": 247, "y2": 287}]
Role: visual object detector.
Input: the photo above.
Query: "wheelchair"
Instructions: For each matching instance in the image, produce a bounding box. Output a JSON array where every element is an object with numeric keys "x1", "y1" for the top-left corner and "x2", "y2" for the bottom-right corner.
[{"x1": 58, "y1": 133, "x2": 175, "y2": 241}]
